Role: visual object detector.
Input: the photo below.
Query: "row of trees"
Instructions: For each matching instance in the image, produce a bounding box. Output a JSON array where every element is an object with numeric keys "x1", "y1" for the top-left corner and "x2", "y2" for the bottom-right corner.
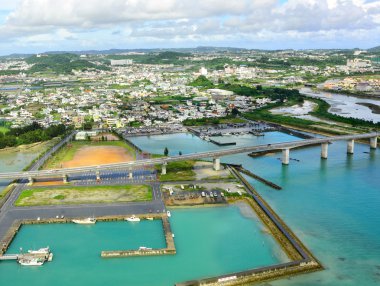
[{"x1": 0, "y1": 122, "x2": 69, "y2": 149}]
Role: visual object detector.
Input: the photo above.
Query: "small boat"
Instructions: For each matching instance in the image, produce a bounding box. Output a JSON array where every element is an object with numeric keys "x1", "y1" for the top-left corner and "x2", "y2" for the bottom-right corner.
[
  {"x1": 72, "y1": 217, "x2": 96, "y2": 224},
  {"x1": 125, "y1": 215, "x2": 140, "y2": 222},
  {"x1": 146, "y1": 217, "x2": 154, "y2": 221},
  {"x1": 19, "y1": 258, "x2": 44, "y2": 266},
  {"x1": 28, "y1": 247, "x2": 50, "y2": 254},
  {"x1": 139, "y1": 246, "x2": 152, "y2": 251},
  {"x1": 167, "y1": 211, "x2": 171, "y2": 217}
]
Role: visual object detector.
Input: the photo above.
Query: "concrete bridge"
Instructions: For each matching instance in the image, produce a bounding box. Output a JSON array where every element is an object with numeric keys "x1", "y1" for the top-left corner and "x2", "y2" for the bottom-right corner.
[{"x1": 0, "y1": 132, "x2": 377, "y2": 183}]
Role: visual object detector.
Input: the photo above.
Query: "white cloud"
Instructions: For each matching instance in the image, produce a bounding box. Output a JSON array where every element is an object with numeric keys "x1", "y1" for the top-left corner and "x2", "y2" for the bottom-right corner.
[{"x1": 0, "y1": 0, "x2": 379, "y2": 53}]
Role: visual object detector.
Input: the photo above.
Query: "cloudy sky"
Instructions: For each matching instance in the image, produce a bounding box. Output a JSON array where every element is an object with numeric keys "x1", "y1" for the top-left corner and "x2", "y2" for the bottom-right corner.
[{"x1": 0, "y1": 0, "x2": 379, "y2": 55}]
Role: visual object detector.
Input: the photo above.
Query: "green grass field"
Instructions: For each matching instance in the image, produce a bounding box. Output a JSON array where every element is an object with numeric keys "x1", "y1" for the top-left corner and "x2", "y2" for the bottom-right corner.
[
  {"x1": 159, "y1": 160, "x2": 196, "y2": 182},
  {"x1": 0, "y1": 126, "x2": 9, "y2": 134},
  {"x1": 15, "y1": 185, "x2": 152, "y2": 206}
]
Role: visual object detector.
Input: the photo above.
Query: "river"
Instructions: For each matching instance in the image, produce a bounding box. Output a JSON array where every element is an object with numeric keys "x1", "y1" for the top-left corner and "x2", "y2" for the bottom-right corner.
[{"x1": 300, "y1": 87, "x2": 380, "y2": 123}]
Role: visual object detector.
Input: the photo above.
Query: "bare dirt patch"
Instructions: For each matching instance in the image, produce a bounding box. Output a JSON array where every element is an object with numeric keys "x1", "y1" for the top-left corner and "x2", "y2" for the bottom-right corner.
[
  {"x1": 194, "y1": 161, "x2": 234, "y2": 180},
  {"x1": 63, "y1": 146, "x2": 133, "y2": 168}
]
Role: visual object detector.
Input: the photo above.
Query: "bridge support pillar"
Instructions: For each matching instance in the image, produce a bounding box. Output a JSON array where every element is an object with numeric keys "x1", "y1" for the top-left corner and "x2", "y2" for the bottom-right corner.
[
  {"x1": 62, "y1": 174, "x2": 68, "y2": 184},
  {"x1": 282, "y1": 149, "x2": 290, "y2": 165},
  {"x1": 96, "y1": 170, "x2": 101, "y2": 181},
  {"x1": 321, "y1": 143, "x2": 328, "y2": 159},
  {"x1": 161, "y1": 163, "x2": 167, "y2": 175},
  {"x1": 28, "y1": 176, "x2": 34, "y2": 185},
  {"x1": 347, "y1": 139, "x2": 355, "y2": 154},
  {"x1": 370, "y1": 137, "x2": 378, "y2": 149},
  {"x1": 213, "y1": 158, "x2": 221, "y2": 171}
]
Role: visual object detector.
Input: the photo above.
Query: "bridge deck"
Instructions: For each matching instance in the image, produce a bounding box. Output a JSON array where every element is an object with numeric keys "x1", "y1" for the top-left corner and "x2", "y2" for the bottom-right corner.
[{"x1": 0, "y1": 132, "x2": 377, "y2": 180}]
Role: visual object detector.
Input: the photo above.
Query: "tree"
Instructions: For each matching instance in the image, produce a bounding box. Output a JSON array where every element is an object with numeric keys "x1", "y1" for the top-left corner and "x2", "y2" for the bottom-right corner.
[
  {"x1": 164, "y1": 147, "x2": 169, "y2": 156},
  {"x1": 231, "y1": 107, "x2": 240, "y2": 117}
]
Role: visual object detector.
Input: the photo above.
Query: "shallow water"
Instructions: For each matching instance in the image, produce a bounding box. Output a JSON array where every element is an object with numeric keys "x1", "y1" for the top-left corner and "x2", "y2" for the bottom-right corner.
[
  {"x1": 0, "y1": 150, "x2": 40, "y2": 193},
  {"x1": 300, "y1": 87, "x2": 380, "y2": 123}
]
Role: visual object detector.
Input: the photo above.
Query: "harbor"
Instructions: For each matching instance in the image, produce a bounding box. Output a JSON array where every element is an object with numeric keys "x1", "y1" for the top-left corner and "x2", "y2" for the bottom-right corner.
[
  {"x1": 0, "y1": 131, "x2": 378, "y2": 286},
  {"x1": 101, "y1": 215, "x2": 176, "y2": 258}
]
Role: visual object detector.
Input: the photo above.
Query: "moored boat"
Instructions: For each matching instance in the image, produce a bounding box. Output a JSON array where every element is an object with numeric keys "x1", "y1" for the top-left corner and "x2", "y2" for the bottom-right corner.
[
  {"x1": 125, "y1": 215, "x2": 140, "y2": 222},
  {"x1": 18, "y1": 258, "x2": 44, "y2": 266},
  {"x1": 72, "y1": 217, "x2": 96, "y2": 224},
  {"x1": 28, "y1": 247, "x2": 50, "y2": 254}
]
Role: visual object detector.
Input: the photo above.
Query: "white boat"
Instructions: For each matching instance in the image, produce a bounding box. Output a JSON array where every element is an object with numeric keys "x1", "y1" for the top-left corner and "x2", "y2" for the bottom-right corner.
[
  {"x1": 139, "y1": 246, "x2": 152, "y2": 251},
  {"x1": 28, "y1": 247, "x2": 50, "y2": 254},
  {"x1": 146, "y1": 217, "x2": 154, "y2": 221},
  {"x1": 125, "y1": 215, "x2": 140, "y2": 222},
  {"x1": 19, "y1": 258, "x2": 44, "y2": 266},
  {"x1": 72, "y1": 217, "x2": 96, "y2": 224},
  {"x1": 167, "y1": 210, "x2": 171, "y2": 217}
]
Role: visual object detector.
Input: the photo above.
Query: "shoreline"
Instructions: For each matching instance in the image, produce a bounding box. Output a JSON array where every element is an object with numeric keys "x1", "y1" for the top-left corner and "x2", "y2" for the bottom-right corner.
[{"x1": 0, "y1": 141, "x2": 50, "y2": 154}]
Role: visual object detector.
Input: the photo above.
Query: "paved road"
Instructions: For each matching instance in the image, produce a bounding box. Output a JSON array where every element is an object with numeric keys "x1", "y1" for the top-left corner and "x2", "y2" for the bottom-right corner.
[
  {"x1": 0, "y1": 200, "x2": 165, "y2": 242},
  {"x1": 0, "y1": 131, "x2": 165, "y2": 243},
  {"x1": 0, "y1": 132, "x2": 377, "y2": 180}
]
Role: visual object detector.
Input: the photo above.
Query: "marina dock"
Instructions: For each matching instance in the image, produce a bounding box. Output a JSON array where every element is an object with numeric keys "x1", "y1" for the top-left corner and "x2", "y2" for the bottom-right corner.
[
  {"x1": 209, "y1": 139, "x2": 236, "y2": 146},
  {"x1": 0, "y1": 249, "x2": 53, "y2": 265}
]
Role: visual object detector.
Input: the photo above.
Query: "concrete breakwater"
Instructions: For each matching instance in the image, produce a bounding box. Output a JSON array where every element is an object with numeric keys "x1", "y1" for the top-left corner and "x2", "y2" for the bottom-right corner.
[{"x1": 234, "y1": 166, "x2": 282, "y2": 190}]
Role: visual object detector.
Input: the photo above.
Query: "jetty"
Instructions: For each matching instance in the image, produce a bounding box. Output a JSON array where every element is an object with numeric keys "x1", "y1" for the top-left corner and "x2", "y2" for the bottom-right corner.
[{"x1": 234, "y1": 166, "x2": 282, "y2": 190}]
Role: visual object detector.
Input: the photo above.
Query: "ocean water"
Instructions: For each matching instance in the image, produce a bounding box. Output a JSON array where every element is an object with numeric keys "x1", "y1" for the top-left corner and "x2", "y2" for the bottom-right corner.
[
  {"x1": 0, "y1": 206, "x2": 284, "y2": 286},
  {"x1": 130, "y1": 132, "x2": 380, "y2": 285}
]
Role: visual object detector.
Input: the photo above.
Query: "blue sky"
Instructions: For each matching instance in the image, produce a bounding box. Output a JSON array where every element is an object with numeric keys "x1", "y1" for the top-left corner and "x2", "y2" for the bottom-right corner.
[{"x1": 0, "y1": 0, "x2": 379, "y2": 55}]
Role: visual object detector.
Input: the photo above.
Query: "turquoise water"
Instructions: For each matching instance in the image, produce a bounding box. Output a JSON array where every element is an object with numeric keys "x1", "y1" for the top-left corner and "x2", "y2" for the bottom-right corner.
[
  {"x1": 1, "y1": 206, "x2": 284, "y2": 286},
  {"x1": 0, "y1": 150, "x2": 41, "y2": 193},
  {"x1": 130, "y1": 132, "x2": 380, "y2": 285}
]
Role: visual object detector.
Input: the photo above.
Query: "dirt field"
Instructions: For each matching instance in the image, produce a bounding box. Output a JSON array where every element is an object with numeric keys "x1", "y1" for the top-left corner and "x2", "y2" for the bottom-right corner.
[{"x1": 63, "y1": 145, "x2": 133, "y2": 168}]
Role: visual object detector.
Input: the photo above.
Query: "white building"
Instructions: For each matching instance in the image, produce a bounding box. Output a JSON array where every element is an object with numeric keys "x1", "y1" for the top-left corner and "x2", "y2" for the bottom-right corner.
[
  {"x1": 199, "y1": 67, "x2": 208, "y2": 76},
  {"x1": 110, "y1": 59, "x2": 133, "y2": 66},
  {"x1": 75, "y1": 131, "x2": 98, "y2": 140}
]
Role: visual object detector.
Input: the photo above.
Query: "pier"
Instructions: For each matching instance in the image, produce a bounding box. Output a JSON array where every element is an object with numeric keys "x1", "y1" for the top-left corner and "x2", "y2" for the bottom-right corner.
[{"x1": 209, "y1": 139, "x2": 236, "y2": 146}]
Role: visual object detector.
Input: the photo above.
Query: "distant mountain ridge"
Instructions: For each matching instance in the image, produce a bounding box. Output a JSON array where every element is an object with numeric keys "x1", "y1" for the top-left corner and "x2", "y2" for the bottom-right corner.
[
  {"x1": 1, "y1": 46, "x2": 248, "y2": 58},
  {"x1": 368, "y1": 45, "x2": 380, "y2": 52}
]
